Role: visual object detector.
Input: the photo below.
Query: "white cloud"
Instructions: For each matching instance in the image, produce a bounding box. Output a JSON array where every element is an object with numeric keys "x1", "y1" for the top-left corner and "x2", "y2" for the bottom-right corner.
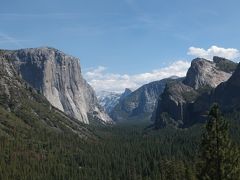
[
  {"x1": 187, "y1": 45, "x2": 240, "y2": 60},
  {"x1": 84, "y1": 61, "x2": 190, "y2": 93}
]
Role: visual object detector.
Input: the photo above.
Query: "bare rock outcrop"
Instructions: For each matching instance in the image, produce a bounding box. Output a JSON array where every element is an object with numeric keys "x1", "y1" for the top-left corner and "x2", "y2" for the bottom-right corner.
[
  {"x1": 3, "y1": 47, "x2": 112, "y2": 124},
  {"x1": 183, "y1": 58, "x2": 232, "y2": 90},
  {"x1": 111, "y1": 78, "x2": 175, "y2": 122},
  {"x1": 154, "y1": 57, "x2": 238, "y2": 128}
]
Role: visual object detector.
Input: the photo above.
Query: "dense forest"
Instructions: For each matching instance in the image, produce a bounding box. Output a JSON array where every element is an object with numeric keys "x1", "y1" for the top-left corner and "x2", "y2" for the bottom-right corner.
[{"x1": 1, "y1": 106, "x2": 240, "y2": 180}]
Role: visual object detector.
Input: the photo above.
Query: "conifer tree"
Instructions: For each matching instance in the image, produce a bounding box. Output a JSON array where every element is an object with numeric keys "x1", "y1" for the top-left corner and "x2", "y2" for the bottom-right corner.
[{"x1": 198, "y1": 104, "x2": 240, "y2": 180}]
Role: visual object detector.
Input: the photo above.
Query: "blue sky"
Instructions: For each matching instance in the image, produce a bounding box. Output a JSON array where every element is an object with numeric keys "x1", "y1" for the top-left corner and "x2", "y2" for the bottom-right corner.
[{"x1": 1, "y1": 0, "x2": 240, "y2": 92}]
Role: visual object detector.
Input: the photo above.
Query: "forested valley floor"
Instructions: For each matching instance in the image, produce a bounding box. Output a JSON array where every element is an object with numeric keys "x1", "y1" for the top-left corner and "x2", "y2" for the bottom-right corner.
[{"x1": 1, "y1": 112, "x2": 240, "y2": 180}]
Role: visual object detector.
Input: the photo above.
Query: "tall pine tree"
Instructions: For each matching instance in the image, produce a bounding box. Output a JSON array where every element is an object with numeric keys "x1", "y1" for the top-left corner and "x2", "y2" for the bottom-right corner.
[{"x1": 198, "y1": 104, "x2": 240, "y2": 180}]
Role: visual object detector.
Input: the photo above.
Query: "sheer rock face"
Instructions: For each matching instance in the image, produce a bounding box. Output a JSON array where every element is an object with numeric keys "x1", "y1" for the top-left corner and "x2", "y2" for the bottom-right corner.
[
  {"x1": 0, "y1": 55, "x2": 94, "y2": 138},
  {"x1": 191, "y1": 62, "x2": 240, "y2": 122},
  {"x1": 154, "y1": 57, "x2": 237, "y2": 128},
  {"x1": 111, "y1": 78, "x2": 174, "y2": 122},
  {"x1": 183, "y1": 58, "x2": 232, "y2": 90},
  {"x1": 3, "y1": 47, "x2": 112, "y2": 124},
  {"x1": 210, "y1": 63, "x2": 240, "y2": 111},
  {"x1": 154, "y1": 79, "x2": 199, "y2": 128}
]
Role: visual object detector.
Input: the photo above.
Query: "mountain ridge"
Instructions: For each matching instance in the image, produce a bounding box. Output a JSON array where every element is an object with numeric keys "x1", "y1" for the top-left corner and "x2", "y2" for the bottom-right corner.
[
  {"x1": 111, "y1": 77, "x2": 178, "y2": 122},
  {"x1": 97, "y1": 88, "x2": 132, "y2": 114}
]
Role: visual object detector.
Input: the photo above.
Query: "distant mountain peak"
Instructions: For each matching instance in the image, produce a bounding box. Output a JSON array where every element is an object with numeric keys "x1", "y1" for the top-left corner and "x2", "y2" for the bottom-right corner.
[
  {"x1": 168, "y1": 75, "x2": 180, "y2": 79},
  {"x1": 154, "y1": 57, "x2": 238, "y2": 128},
  {"x1": 97, "y1": 91, "x2": 122, "y2": 114},
  {"x1": 124, "y1": 88, "x2": 132, "y2": 93},
  {"x1": 213, "y1": 56, "x2": 233, "y2": 63},
  {"x1": 111, "y1": 77, "x2": 176, "y2": 122},
  {"x1": 183, "y1": 57, "x2": 232, "y2": 90},
  {"x1": 120, "y1": 88, "x2": 132, "y2": 100},
  {"x1": 213, "y1": 56, "x2": 238, "y2": 73}
]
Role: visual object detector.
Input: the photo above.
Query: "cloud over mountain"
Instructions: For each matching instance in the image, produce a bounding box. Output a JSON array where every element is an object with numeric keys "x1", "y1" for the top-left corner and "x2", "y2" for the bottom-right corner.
[
  {"x1": 188, "y1": 46, "x2": 240, "y2": 60},
  {"x1": 84, "y1": 46, "x2": 240, "y2": 93},
  {"x1": 84, "y1": 61, "x2": 190, "y2": 93}
]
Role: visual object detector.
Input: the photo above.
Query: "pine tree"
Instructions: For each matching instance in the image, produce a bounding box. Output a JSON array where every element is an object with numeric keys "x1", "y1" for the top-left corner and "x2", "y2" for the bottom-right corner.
[{"x1": 198, "y1": 104, "x2": 240, "y2": 180}]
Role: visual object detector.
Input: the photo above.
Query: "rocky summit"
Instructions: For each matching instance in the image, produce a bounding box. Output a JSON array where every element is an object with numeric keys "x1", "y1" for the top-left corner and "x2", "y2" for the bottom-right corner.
[
  {"x1": 1, "y1": 47, "x2": 112, "y2": 124},
  {"x1": 154, "y1": 57, "x2": 238, "y2": 128},
  {"x1": 183, "y1": 58, "x2": 232, "y2": 90},
  {"x1": 193, "y1": 62, "x2": 240, "y2": 115}
]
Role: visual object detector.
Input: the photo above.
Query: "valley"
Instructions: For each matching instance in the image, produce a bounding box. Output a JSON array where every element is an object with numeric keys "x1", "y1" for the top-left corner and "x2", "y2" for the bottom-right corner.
[
  {"x1": 2, "y1": 0, "x2": 240, "y2": 179},
  {"x1": 1, "y1": 47, "x2": 240, "y2": 179},
  {"x1": 1, "y1": 115, "x2": 240, "y2": 179}
]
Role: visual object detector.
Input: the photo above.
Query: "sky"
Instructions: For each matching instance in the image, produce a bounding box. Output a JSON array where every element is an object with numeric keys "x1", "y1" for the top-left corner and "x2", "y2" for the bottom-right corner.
[{"x1": 1, "y1": 0, "x2": 240, "y2": 92}]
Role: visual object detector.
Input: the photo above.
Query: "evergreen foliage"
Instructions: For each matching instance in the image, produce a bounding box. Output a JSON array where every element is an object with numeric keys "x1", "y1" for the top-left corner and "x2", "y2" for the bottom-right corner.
[
  {"x1": 1, "y1": 86, "x2": 240, "y2": 180},
  {"x1": 198, "y1": 104, "x2": 240, "y2": 180}
]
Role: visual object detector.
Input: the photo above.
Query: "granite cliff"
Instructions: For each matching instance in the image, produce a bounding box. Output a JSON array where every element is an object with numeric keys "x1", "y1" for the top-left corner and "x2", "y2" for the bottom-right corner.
[
  {"x1": 154, "y1": 57, "x2": 238, "y2": 128},
  {"x1": 1, "y1": 47, "x2": 112, "y2": 124},
  {"x1": 0, "y1": 53, "x2": 92, "y2": 137},
  {"x1": 111, "y1": 78, "x2": 176, "y2": 122}
]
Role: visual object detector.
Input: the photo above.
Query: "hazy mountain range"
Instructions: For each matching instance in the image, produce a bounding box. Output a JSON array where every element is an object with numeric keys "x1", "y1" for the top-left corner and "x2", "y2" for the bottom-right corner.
[
  {"x1": 97, "y1": 88, "x2": 132, "y2": 114},
  {"x1": 1, "y1": 47, "x2": 240, "y2": 132}
]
